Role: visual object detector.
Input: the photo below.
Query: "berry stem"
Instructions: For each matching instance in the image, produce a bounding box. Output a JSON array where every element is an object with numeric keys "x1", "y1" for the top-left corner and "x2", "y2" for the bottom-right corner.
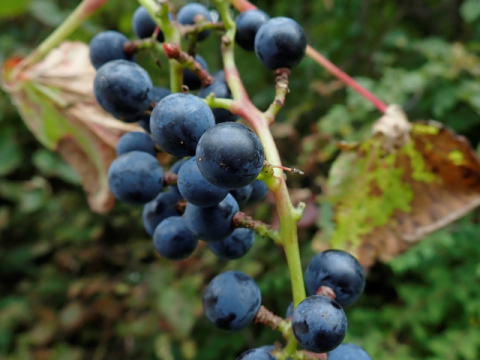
[
  {"x1": 179, "y1": 21, "x2": 225, "y2": 38},
  {"x1": 202, "y1": 94, "x2": 235, "y2": 110},
  {"x1": 264, "y1": 68, "x2": 290, "y2": 124},
  {"x1": 315, "y1": 286, "x2": 336, "y2": 300},
  {"x1": 19, "y1": 0, "x2": 108, "y2": 69},
  {"x1": 213, "y1": 0, "x2": 306, "y2": 353},
  {"x1": 162, "y1": 43, "x2": 215, "y2": 87},
  {"x1": 229, "y1": 0, "x2": 388, "y2": 114},
  {"x1": 305, "y1": 46, "x2": 387, "y2": 113},
  {"x1": 123, "y1": 38, "x2": 163, "y2": 56},
  {"x1": 254, "y1": 305, "x2": 290, "y2": 335},
  {"x1": 232, "y1": 212, "x2": 281, "y2": 244},
  {"x1": 162, "y1": 171, "x2": 178, "y2": 186},
  {"x1": 137, "y1": 0, "x2": 184, "y2": 93}
]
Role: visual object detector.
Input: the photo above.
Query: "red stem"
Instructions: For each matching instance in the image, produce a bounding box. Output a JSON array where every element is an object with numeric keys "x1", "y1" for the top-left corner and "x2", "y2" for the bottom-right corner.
[
  {"x1": 230, "y1": 0, "x2": 388, "y2": 114},
  {"x1": 305, "y1": 46, "x2": 387, "y2": 113}
]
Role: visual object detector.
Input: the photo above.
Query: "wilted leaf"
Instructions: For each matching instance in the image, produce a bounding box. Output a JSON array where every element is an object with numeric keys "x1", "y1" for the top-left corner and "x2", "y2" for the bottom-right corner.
[
  {"x1": 1, "y1": 42, "x2": 141, "y2": 213},
  {"x1": 315, "y1": 105, "x2": 480, "y2": 266}
]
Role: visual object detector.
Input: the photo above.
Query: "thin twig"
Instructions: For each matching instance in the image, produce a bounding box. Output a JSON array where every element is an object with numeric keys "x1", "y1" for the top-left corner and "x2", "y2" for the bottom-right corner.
[
  {"x1": 19, "y1": 0, "x2": 109, "y2": 69},
  {"x1": 232, "y1": 212, "x2": 281, "y2": 244},
  {"x1": 265, "y1": 68, "x2": 290, "y2": 124},
  {"x1": 162, "y1": 43, "x2": 215, "y2": 87},
  {"x1": 178, "y1": 21, "x2": 225, "y2": 38},
  {"x1": 254, "y1": 305, "x2": 285, "y2": 330}
]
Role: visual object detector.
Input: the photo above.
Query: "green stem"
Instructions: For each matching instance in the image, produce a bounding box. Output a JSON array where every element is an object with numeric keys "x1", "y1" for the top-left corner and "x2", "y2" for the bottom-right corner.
[
  {"x1": 138, "y1": 0, "x2": 183, "y2": 93},
  {"x1": 203, "y1": 95, "x2": 234, "y2": 110},
  {"x1": 212, "y1": 0, "x2": 306, "y2": 353},
  {"x1": 20, "y1": 0, "x2": 108, "y2": 68},
  {"x1": 232, "y1": 212, "x2": 281, "y2": 244}
]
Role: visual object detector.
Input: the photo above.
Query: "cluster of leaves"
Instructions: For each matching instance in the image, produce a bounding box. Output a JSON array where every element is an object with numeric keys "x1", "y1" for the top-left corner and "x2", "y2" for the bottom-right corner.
[{"x1": 1, "y1": 0, "x2": 480, "y2": 359}]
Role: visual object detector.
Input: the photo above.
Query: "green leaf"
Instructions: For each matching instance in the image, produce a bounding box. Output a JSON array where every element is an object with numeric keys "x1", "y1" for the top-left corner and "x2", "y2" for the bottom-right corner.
[
  {"x1": 460, "y1": 0, "x2": 480, "y2": 23},
  {"x1": 0, "y1": 127, "x2": 22, "y2": 176},
  {"x1": 0, "y1": 0, "x2": 31, "y2": 18},
  {"x1": 32, "y1": 149, "x2": 80, "y2": 185}
]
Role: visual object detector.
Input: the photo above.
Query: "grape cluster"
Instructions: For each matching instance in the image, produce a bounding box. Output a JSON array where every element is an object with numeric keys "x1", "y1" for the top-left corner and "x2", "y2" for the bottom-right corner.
[{"x1": 89, "y1": 2, "x2": 372, "y2": 359}]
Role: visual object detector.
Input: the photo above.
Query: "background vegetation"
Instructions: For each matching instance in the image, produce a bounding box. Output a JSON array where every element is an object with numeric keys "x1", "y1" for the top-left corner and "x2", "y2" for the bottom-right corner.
[{"x1": 1, "y1": 0, "x2": 480, "y2": 359}]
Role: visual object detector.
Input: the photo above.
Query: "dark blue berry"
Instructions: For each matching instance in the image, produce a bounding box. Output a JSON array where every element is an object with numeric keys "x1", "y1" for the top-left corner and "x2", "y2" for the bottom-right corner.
[
  {"x1": 328, "y1": 343, "x2": 373, "y2": 360},
  {"x1": 153, "y1": 216, "x2": 198, "y2": 260},
  {"x1": 196, "y1": 123, "x2": 265, "y2": 190},
  {"x1": 292, "y1": 295, "x2": 347, "y2": 353},
  {"x1": 254, "y1": 17, "x2": 307, "y2": 70},
  {"x1": 151, "y1": 86, "x2": 171, "y2": 103},
  {"x1": 246, "y1": 180, "x2": 268, "y2": 203},
  {"x1": 107, "y1": 151, "x2": 163, "y2": 204},
  {"x1": 183, "y1": 55, "x2": 208, "y2": 90},
  {"x1": 256, "y1": 345, "x2": 275, "y2": 353},
  {"x1": 168, "y1": 158, "x2": 187, "y2": 195},
  {"x1": 235, "y1": 10, "x2": 270, "y2": 51},
  {"x1": 305, "y1": 250, "x2": 365, "y2": 308},
  {"x1": 177, "y1": 157, "x2": 228, "y2": 207},
  {"x1": 203, "y1": 271, "x2": 261, "y2": 331},
  {"x1": 132, "y1": 6, "x2": 164, "y2": 41},
  {"x1": 89, "y1": 31, "x2": 134, "y2": 70},
  {"x1": 208, "y1": 228, "x2": 254, "y2": 260},
  {"x1": 198, "y1": 71, "x2": 239, "y2": 124},
  {"x1": 230, "y1": 184, "x2": 253, "y2": 205},
  {"x1": 116, "y1": 131, "x2": 155, "y2": 156},
  {"x1": 177, "y1": 3, "x2": 213, "y2": 41},
  {"x1": 285, "y1": 301, "x2": 294, "y2": 318},
  {"x1": 137, "y1": 86, "x2": 171, "y2": 131},
  {"x1": 236, "y1": 349, "x2": 276, "y2": 360},
  {"x1": 184, "y1": 193, "x2": 239, "y2": 242},
  {"x1": 150, "y1": 93, "x2": 215, "y2": 157},
  {"x1": 142, "y1": 190, "x2": 183, "y2": 236},
  {"x1": 94, "y1": 60, "x2": 153, "y2": 120}
]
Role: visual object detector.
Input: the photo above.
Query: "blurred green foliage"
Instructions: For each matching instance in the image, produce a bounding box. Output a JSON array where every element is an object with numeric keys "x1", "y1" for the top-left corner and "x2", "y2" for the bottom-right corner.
[{"x1": 1, "y1": 0, "x2": 480, "y2": 359}]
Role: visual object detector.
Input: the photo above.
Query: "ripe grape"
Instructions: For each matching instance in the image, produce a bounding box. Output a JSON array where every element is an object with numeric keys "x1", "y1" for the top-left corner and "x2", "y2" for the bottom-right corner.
[
  {"x1": 168, "y1": 158, "x2": 187, "y2": 195},
  {"x1": 305, "y1": 250, "x2": 365, "y2": 308},
  {"x1": 177, "y1": 3, "x2": 213, "y2": 41},
  {"x1": 235, "y1": 10, "x2": 270, "y2": 51},
  {"x1": 107, "y1": 151, "x2": 163, "y2": 204},
  {"x1": 254, "y1": 17, "x2": 307, "y2": 70},
  {"x1": 230, "y1": 184, "x2": 253, "y2": 205},
  {"x1": 177, "y1": 157, "x2": 228, "y2": 207},
  {"x1": 208, "y1": 228, "x2": 254, "y2": 260},
  {"x1": 203, "y1": 271, "x2": 261, "y2": 331},
  {"x1": 89, "y1": 31, "x2": 134, "y2": 70},
  {"x1": 183, "y1": 55, "x2": 208, "y2": 90},
  {"x1": 184, "y1": 193, "x2": 239, "y2": 242},
  {"x1": 150, "y1": 93, "x2": 215, "y2": 157},
  {"x1": 153, "y1": 216, "x2": 198, "y2": 260},
  {"x1": 137, "y1": 86, "x2": 171, "y2": 131},
  {"x1": 256, "y1": 345, "x2": 274, "y2": 353},
  {"x1": 328, "y1": 343, "x2": 373, "y2": 360},
  {"x1": 246, "y1": 180, "x2": 268, "y2": 203},
  {"x1": 94, "y1": 60, "x2": 153, "y2": 120},
  {"x1": 196, "y1": 123, "x2": 265, "y2": 190},
  {"x1": 292, "y1": 295, "x2": 347, "y2": 353},
  {"x1": 198, "y1": 71, "x2": 239, "y2": 124},
  {"x1": 142, "y1": 190, "x2": 183, "y2": 236},
  {"x1": 132, "y1": 6, "x2": 164, "y2": 41},
  {"x1": 116, "y1": 131, "x2": 156, "y2": 156},
  {"x1": 236, "y1": 349, "x2": 276, "y2": 360}
]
